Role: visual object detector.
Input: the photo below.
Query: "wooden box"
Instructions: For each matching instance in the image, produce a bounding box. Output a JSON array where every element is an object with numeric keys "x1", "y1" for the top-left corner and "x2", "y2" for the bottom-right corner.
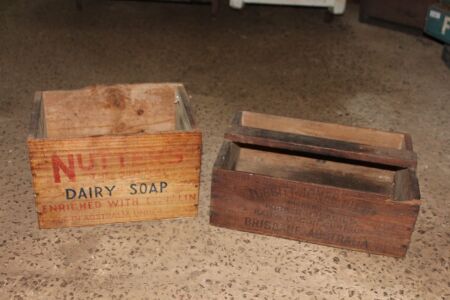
[
  {"x1": 28, "y1": 83, "x2": 201, "y2": 229},
  {"x1": 210, "y1": 111, "x2": 421, "y2": 257}
]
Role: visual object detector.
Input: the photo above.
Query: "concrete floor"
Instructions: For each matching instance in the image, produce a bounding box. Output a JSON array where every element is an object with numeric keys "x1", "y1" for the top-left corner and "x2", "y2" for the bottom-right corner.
[{"x1": 1, "y1": 0, "x2": 449, "y2": 299}]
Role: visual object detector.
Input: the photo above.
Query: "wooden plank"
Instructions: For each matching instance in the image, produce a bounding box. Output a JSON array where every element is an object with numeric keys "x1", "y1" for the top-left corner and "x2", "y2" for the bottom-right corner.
[
  {"x1": 210, "y1": 167, "x2": 420, "y2": 257},
  {"x1": 29, "y1": 92, "x2": 44, "y2": 139},
  {"x1": 227, "y1": 111, "x2": 418, "y2": 169},
  {"x1": 28, "y1": 131, "x2": 201, "y2": 228},
  {"x1": 213, "y1": 141, "x2": 240, "y2": 170},
  {"x1": 394, "y1": 169, "x2": 421, "y2": 201},
  {"x1": 226, "y1": 125, "x2": 417, "y2": 169},
  {"x1": 176, "y1": 85, "x2": 197, "y2": 130},
  {"x1": 403, "y1": 133, "x2": 414, "y2": 151},
  {"x1": 240, "y1": 111, "x2": 407, "y2": 150},
  {"x1": 235, "y1": 147, "x2": 396, "y2": 196},
  {"x1": 42, "y1": 83, "x2": 179, "y2": 138}
]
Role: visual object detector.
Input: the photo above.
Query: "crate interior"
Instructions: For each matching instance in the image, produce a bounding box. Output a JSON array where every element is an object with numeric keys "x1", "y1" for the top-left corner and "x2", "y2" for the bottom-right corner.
[
  {"x1": 34, "y1": 83, "x2": 194, "y2": 139},
  {"x1": 218, "y1": 142, "x2": 414, "y2": 200},
  {"x1": 240, "y1": 111, "x2": 409, "y2": 150}
]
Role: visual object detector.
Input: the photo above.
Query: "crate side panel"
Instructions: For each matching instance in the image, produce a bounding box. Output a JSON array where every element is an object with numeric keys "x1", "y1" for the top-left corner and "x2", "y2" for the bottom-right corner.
[
  {"x1": 42, "y1": 84, "x2": 177, "y2": 138},
  {"x1": 28, "y1": 132, "x2": 201, "y2": 228},
  {"x1": 210, "y1": 169, "x2": 420, "y2": 257}
]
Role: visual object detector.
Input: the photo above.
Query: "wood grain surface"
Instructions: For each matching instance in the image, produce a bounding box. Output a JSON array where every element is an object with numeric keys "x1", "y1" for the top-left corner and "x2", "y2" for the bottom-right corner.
[
  {"x1": 42, "y1": 83, "x2": 181, "y2": 138},
  {"x1": 28, "y1": 83, "x2": 201, "y2": 228},
  {"x1": 226, "y1": 111, "x2": 418, "y2": 169},
  {"x1": 211, "y1": 116, "x2": 421, "y2": 257},
  {"x1": 211, "y1": 161, "x2": 420, "y2": 256}
]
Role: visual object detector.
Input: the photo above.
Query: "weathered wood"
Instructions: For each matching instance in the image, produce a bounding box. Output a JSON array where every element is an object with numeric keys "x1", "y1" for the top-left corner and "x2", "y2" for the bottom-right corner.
[
  {"x1": 403, "y1": 133, "x2": 414, "y2": 151},
  {"x1": 214, "y1": 141, "x2": 240, "y2": 170},
  {"x1": 42, "y1": 83, "x2": 184, "y2": 138},
  {"x1": 240, "y1": 111, "x2": 408, "y2": 149},
  {"x1": 176, "y1": 86, "x2": 197, "y2": 130},
  {"x1": 235, "y1": 147, "x2": 396, "y2": 195},
  {"x1": 29, "y1": 92, "x2": 44, "y2": 139},
  {"x1": 226, "y1": 111, "x2": 417, "y2": 169},
  {"x1": 394, "y1": 169, "x2": 420, "y2": 201},
  {"x1": 211, "y1": 113, "x2": 421, "y2": 257},
  {"x1": 28, "y1": 83, "x2": 201, "y2": 228},
  {"x1": 211, "y1": 165, "x2": 420, "y2": 257}
]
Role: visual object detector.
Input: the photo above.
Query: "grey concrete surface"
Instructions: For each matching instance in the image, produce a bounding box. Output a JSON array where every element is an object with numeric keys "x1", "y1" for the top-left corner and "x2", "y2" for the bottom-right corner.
[{"x1": 0, "y1": 0, "x2": 449, "y2": 299}]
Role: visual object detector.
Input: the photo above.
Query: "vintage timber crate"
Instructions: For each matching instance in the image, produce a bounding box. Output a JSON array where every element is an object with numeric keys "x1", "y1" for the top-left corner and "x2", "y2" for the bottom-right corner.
[
  {"x1": 28, "y1": 83, "x2": 201, "y2": 228},
  {"x1": 210, "y1": 111, "x2": 421, "y2": 257}
]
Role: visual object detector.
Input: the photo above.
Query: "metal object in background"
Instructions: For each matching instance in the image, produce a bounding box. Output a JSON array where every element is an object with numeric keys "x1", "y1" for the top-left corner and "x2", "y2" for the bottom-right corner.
[
  {"x1": 424, "y1": 2, "x2": 450, "y2": 68},
  {"x1": 229, "y1": 0, "x2": 346, "y2": 15},
  {"x1": 424, "y1": 3, "x2": 450, "y2": 43}
]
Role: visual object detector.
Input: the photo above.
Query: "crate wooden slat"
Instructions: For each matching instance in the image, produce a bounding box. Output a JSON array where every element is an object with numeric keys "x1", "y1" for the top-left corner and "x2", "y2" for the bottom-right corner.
[
  {"x1": 225, "y1": 111, "x2": 417, "y2": 169},
  {"x1": 210, "y1": 111, "x2": 421, "y2": 257},
  {"x1": 28, "y1": 83, "x2": 201, "y2": 228}
]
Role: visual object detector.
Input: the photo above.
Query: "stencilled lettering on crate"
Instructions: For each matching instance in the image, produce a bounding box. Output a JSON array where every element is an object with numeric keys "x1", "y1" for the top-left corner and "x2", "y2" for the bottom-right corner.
[
  {"x1": 51, "y1": 151, "x2": 184, "y2": 183},
  {"x1": 28, "y1": 83, "x2": 201, "y2": 228}
]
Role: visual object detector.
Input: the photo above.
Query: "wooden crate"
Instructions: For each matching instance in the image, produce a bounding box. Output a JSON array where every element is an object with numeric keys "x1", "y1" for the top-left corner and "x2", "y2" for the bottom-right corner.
[
  {"x1": 28, "y1": 83, "x2": 201, "y2": 229},
  {"x1": 210, "y1": 111, "x2": 421, "y2": 257}
]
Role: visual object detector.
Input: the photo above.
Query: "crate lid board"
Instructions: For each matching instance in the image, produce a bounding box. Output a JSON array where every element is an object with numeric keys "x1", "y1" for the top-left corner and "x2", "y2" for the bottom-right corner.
[{"x1": 225, "y1": 111, "x2": 417, "y2": 169}]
